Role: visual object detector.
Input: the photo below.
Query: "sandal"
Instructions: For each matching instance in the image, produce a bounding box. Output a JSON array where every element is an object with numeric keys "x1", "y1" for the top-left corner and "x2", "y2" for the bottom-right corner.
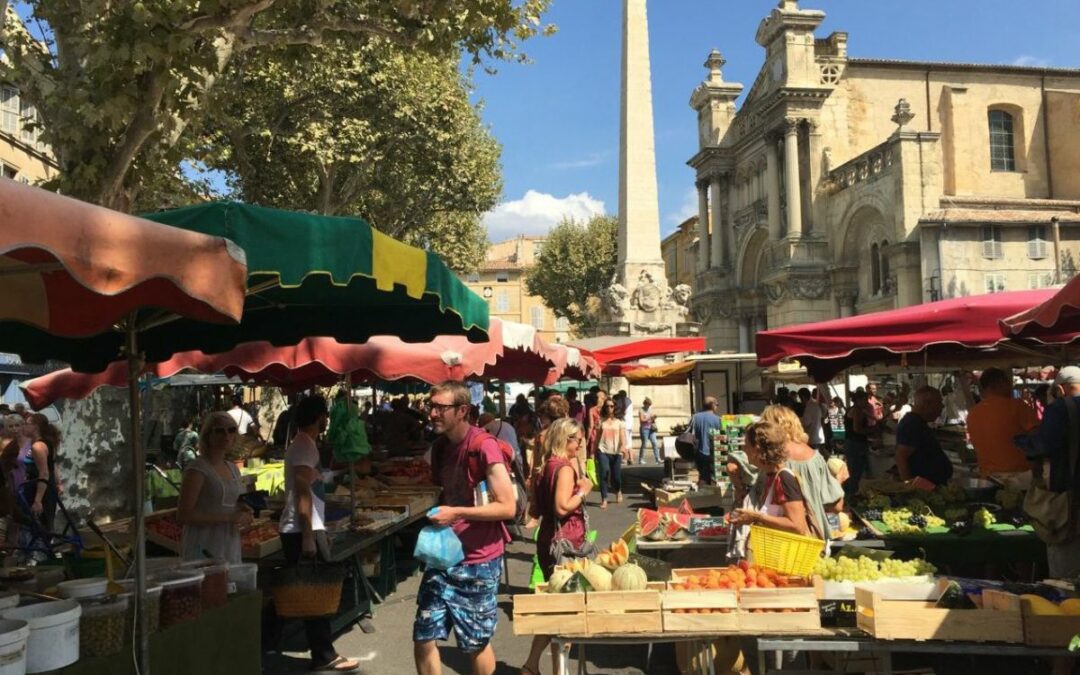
[
  {"x1": 310, "y1": 655, "x2": 360, "y2": 673},
  {"x1": 600, "y1": 501, "x2": 608, "y2": 509}
]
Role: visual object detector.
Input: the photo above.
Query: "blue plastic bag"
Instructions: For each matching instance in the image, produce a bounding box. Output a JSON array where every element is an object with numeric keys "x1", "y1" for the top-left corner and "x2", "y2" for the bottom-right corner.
[{"x1": 414, "y1": 508, "x2": 464, "y2": 570}]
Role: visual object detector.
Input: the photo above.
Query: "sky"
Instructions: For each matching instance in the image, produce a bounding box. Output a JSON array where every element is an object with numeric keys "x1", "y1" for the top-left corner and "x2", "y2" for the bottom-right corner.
[{"x1": 476, "y1": 0, "x2": 1080, "y2": 243}]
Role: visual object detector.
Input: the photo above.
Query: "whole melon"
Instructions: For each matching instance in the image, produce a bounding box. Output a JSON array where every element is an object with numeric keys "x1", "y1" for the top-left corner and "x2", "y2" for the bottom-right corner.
[
  {"x1": 547, "y1": 568, "x2": 574, "y2": 593},
  {"x1": 582, "y1": 564, "x2": 613, "y2": 592},
  {"x1": 612, "y1": 563, "x2": 648, "y2": 591}
]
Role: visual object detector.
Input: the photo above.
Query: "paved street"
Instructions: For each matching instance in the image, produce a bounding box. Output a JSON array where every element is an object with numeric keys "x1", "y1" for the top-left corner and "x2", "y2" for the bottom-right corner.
[{"x1": 264, "y1": 463, "x2": 699, "y2": 675}]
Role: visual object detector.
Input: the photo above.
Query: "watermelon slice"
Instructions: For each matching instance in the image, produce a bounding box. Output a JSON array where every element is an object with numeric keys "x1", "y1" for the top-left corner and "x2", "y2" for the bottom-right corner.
[
  {"x1": 657, "y1": 506, "x2": 679, "y2": 515},
  {"x1": 678, "y1": 499, "x2": 695, "y2": 516},
  {"x1": 664, "y1": 518, "x2": 690, "y2": 540},
  {"x1": 637, "y1": 509, "x2": 662, "y2": 538}
]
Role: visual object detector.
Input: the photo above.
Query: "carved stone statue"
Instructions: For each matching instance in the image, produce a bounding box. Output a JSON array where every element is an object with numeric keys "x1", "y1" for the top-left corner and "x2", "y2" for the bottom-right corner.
[
  {"x1": 672, "y1": 284, "x2": 692, "y2": 308},
  {"x1": 603, "y1": 283, "x2": 630, "y2": 318},
  {"x1": 630, "y1": 269, "x2": 664, "y2": 312}
]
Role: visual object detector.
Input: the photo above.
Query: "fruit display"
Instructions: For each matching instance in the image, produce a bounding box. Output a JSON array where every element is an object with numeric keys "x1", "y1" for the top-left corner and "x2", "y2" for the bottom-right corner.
[
  {"x1": 611, "y1": 564, "x2": 648, "y2": 591},
  {"x1": 880, "y1": 508, "x2": 945, "y2": 534},
  {"x1": 973, "y1": 507, "x2": 996, "y2": 528},
  {"x1": 637, "y1": 499, "x2": 708, "y2": 542},
  {"x1": 379, "y1": 459, "x2": 432, "y2": 484},
  {"x1": 241, "y1": 521, "x2": 279, "y2": 549},
  {"x1": 147, "y1": 514, "x2": 182, "y2": 542},
  {"x1": 582, "y1": 564, "x2": 613, "y2": 591},
  {"x1": 670, "y1": 562, "x2": 806, "y2": 592},
  {"x1": 596, "y1": 540, "x2": 631, "y2": 570},
  {"x1": 814, "y1": 555, "x2": 936, "y2": 582}
]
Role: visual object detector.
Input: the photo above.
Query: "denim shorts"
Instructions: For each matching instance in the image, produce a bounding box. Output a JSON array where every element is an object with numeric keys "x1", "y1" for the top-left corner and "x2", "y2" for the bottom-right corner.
[{"x1": 413, "y1": 556, "x2": 502, "y2": 653}]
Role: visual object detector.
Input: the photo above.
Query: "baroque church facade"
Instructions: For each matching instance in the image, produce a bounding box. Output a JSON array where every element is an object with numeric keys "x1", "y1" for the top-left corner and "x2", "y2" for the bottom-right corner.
[{"x1": 688, "y1": 0, "x2": 1080, "y2": 353}]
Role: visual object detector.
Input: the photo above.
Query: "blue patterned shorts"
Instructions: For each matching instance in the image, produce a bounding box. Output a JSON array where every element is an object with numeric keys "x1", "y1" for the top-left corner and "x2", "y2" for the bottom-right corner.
[{"x1": 413, "y1": 556, "x2": 502, "y2": 653}]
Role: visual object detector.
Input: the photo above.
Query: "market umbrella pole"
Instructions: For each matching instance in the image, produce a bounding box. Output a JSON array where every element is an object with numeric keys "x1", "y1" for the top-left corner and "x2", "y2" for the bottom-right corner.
[{"x1": 126, "y1": 318, "x2": 150, "y2": 675}]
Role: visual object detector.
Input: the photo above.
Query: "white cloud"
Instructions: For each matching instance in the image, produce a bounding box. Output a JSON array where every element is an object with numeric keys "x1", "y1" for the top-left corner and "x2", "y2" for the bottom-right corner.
[
  {"x1": 665, "y1": 187, "x2": 698, "y2": 227},
  {"x1": 483, "y1": 190, "x2": 606, "y2": 242},
  {"x1": 1013, "y1": 55, "x2": 1051, "y2": 67},
  {"x1": 548, "y1": 152, "x2": 609, "y2": 170}
]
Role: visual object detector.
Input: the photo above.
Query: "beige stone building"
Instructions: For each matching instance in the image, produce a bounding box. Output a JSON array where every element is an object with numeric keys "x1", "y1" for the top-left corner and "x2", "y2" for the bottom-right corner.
[
  {"x1": 0, "y1": 80, "x2": 56, "y2": 184},
  {"x1": 461, "y1": 236, "x2": 571, "y2": 344},
  {"x1": 688, "y1": 0, "x2": 1080, "y2": 354},
  {"x1": 662, "y1": 216, "x2": 699, "y2": 290}
]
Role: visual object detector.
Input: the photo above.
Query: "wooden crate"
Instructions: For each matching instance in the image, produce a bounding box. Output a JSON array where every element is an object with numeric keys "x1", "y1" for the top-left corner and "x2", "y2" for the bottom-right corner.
[
  {"x1": 512, "y1": 585, "x2": 587, "y2": 636},
  {"x1": 855, "y1": 587, "x2": 1023, "y2": 643},
  {"x1": 983, "y1": 591, "x2": 1080, "y2": 648},
  {"x1": 738, "y1": 587, "x2": 821, "y2": 633},
  {"x1": 241, "y1": 536, "x2": 281, "y2": 560},
  {"x1": 144, "y1": 509, "x2": 181, "y2": 554},
  {"x1": 585, "y1": 582, "x2": 664, "y2": 635},
  {"x1": 661, "y1": 587, "x2": 738, "y2": 633}
]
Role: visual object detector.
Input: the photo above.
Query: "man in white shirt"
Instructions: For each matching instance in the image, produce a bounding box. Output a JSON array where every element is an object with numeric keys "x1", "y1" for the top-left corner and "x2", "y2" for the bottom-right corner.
[{"x1": 227, "y1": 394, "x2": 255, "y2": 436}]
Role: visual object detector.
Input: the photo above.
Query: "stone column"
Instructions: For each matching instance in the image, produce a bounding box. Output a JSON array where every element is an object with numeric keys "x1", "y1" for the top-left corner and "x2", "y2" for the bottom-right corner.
[
  {"x1": 783, "y1": 119, "x2": 803, "y2": 237},
  {"x1": 696, "y1": 181, "x2": 710, "y2": 273},
  {"x1": 836, "y1": 288, "x2": 858, "y2": 318},
  {"x1": 726, "y1": 176, "x2": 737, "y2": 266},
  {"x1": 721, "y1": 176, "x2": 738, "y2": 268},
  {"x1": 737, "y1": 317, "x2": 751, "y2": 353},
  {"x1": 766, "y1": 135, "x2": 782, "y2": 240},
  {"x1": 710, "y1": 177, "x2": 725, "y2": 268}
]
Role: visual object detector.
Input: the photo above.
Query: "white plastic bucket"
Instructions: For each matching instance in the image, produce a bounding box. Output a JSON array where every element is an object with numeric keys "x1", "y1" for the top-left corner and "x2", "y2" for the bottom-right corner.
[
  {"x1": 0, "y1": 619, "x2": 29, "y2": 675},
  {"x1": 227, "y1": 563, "x2": 258, "y2": 593},
  {"x1": 57, "y1": 578, "x2": 108, "y2": 600},
  {"x1": 2, "y1": 599, "x2": 81, "y2": 673}
]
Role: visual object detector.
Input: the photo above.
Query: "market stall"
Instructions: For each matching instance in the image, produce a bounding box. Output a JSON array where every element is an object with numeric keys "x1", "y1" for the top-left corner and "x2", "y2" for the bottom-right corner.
[
  {"x1": 756, "y1": 289, "x2": 1075, "y2": 382},
  {"x1": 0, "y1": 182, "x2": 497, "y2": 674}
]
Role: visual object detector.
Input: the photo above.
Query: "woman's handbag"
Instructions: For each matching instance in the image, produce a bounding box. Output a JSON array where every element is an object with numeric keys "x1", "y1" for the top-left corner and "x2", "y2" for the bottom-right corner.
[
  {"x1": 550, "y1": 507, "x2": 598, "y2": 566},
  {"x1": 268, "y1": 559, "x2": 346, "y2": 618}
]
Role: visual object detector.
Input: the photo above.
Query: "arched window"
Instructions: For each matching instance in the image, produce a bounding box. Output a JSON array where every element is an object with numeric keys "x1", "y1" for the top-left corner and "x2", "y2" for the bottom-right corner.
[
  {"x1": 988, "y1": 109, "x2": 1016, "y2": 172},
  {"x1": 870, "y1": 243, "x2": 881, "y2": 295},
  {"x1": 879, "y1": 241, "x2": 890, "y2": 294}
]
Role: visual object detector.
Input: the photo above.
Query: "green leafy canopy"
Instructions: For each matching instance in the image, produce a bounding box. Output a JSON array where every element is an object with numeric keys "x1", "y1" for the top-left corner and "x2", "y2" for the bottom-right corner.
[
  {"x1": 525, "y1": 214, "x2": 617, "y2": 334},
  {"x1": 0, "y1": 0, "x2": 553, "y2": 212}
]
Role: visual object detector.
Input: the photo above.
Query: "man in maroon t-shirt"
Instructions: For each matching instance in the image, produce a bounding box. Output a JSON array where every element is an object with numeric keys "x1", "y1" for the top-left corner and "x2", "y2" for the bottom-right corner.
[{"x1": 414, "y1": 381, "x2": 514, "y2": 675}]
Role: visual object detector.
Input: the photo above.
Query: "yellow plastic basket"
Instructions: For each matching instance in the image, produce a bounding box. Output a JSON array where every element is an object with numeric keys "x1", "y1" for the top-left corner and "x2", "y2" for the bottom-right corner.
[{"x1": 747, "y1": 526, "x2": 825, "y2": 577}]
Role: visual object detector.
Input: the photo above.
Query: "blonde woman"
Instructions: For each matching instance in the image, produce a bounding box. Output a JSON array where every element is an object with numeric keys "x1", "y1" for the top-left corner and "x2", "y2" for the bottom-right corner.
[
  {"x1": 760, "y1": 405, "x2": 844, "y2": 540},
  {"x1": 521, "y1": 418, "x2": 590, "y2": 675},
  {"x1": 177, "y1": 411, "x2": 252, "y2": 563}
]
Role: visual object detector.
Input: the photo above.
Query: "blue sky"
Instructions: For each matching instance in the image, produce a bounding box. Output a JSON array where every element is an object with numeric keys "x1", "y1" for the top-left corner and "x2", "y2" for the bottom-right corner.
[{"x1": 476, "y1": 0, "x2": 1080, "y2": 243}]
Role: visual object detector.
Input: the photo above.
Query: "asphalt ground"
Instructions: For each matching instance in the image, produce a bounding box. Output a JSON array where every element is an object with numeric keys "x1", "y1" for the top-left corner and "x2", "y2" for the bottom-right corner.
[{"x1": 263, "y1": 461, "x2": 702, "y2": 675}]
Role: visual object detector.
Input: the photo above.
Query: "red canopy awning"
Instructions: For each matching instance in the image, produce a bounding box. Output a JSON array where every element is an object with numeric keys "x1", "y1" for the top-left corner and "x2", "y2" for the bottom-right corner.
[
  {"x1": 1000, "y1": 276, "x2": 1080, "y2": 342},
  {"x1": 569, "y1": 336, "x2": 705, "y2": 366},
  {"x1": 21, "y1": 318, "x2": 590, "y2": 408},
  {"x1": 756, "y1": 290, "x2": 1063, "y2": 382}
]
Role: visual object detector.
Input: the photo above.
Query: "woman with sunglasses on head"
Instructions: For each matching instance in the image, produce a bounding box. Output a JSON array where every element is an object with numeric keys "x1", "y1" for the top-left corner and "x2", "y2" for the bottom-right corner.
[
  {"x1": 177, "y1": 411, "x2": 252, "y2": 564},
  {"x1": 595, "y1": 399, "x2": 627, "y2": 509}
]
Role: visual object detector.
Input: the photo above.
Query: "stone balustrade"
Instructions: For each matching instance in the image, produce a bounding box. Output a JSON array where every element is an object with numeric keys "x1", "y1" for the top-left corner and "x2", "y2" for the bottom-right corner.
[{"x1": 827, "y1": 139, "x2": 897, "y2": 192}]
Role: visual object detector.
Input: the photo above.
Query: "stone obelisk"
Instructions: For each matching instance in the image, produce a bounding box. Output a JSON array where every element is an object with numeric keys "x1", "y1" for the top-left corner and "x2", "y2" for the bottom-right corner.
[
  {"x1": 602, "y1": 0, "x2": 691, "y2": 335},
  {"x1": 617, "y1": 0, "x2": 663, "y2": 285}
]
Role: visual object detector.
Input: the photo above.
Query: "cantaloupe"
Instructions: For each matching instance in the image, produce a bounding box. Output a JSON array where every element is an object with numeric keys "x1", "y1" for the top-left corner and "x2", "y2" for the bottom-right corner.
[
  {"x1": 582, "y1": 564, "x2": 613, "y2": 592},
  {"x1": 547, "y1": 568, "x2": 574, "y2": 593},
  {"x1": 612, "y1": 540, "x2": 630, "y2": 566},
  {"x1": 611, "y1": 563, "x2": 648, "y2": 591}
]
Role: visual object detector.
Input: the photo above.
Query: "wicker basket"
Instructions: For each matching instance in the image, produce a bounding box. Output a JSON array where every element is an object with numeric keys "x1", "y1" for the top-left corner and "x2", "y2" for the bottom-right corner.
[
  {"x1": 268, "y1": 563, "x2": 345, "y2": 618},
  {"x1": 747, "y1": 525, "x2": 825, "y2": 577}
]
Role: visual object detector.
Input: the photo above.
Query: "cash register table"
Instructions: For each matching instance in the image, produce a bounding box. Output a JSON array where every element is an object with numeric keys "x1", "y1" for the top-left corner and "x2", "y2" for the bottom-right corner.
[{"x1": 50, "y1": 592, "x2": 261, "y2": 675}]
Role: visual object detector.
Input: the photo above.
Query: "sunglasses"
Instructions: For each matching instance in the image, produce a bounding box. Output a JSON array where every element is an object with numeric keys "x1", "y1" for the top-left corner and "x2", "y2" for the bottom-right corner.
[{"x1": 212, "y1": 426, "x2": 239, "y2": 435}]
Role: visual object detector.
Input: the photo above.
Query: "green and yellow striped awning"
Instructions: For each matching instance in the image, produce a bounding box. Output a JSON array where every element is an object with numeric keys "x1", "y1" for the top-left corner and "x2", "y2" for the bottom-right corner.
[{"x1": 141, "y1": 201, "x2": 488, "y2": 355}]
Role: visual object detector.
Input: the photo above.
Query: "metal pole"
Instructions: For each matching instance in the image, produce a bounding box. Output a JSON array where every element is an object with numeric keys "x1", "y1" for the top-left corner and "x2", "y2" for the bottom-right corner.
[{"x1": 126, "y1": 318, "x2": 149, "y2": 675}]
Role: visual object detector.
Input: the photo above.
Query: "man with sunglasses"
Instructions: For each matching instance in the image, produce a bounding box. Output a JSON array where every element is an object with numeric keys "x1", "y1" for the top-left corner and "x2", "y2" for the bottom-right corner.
[
  {"x1": 414, "y1": 381, "x2": 515, "y2": 675},
  {"x1": 279, "y1": 395, "x2": 360, "y2": 673}
]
